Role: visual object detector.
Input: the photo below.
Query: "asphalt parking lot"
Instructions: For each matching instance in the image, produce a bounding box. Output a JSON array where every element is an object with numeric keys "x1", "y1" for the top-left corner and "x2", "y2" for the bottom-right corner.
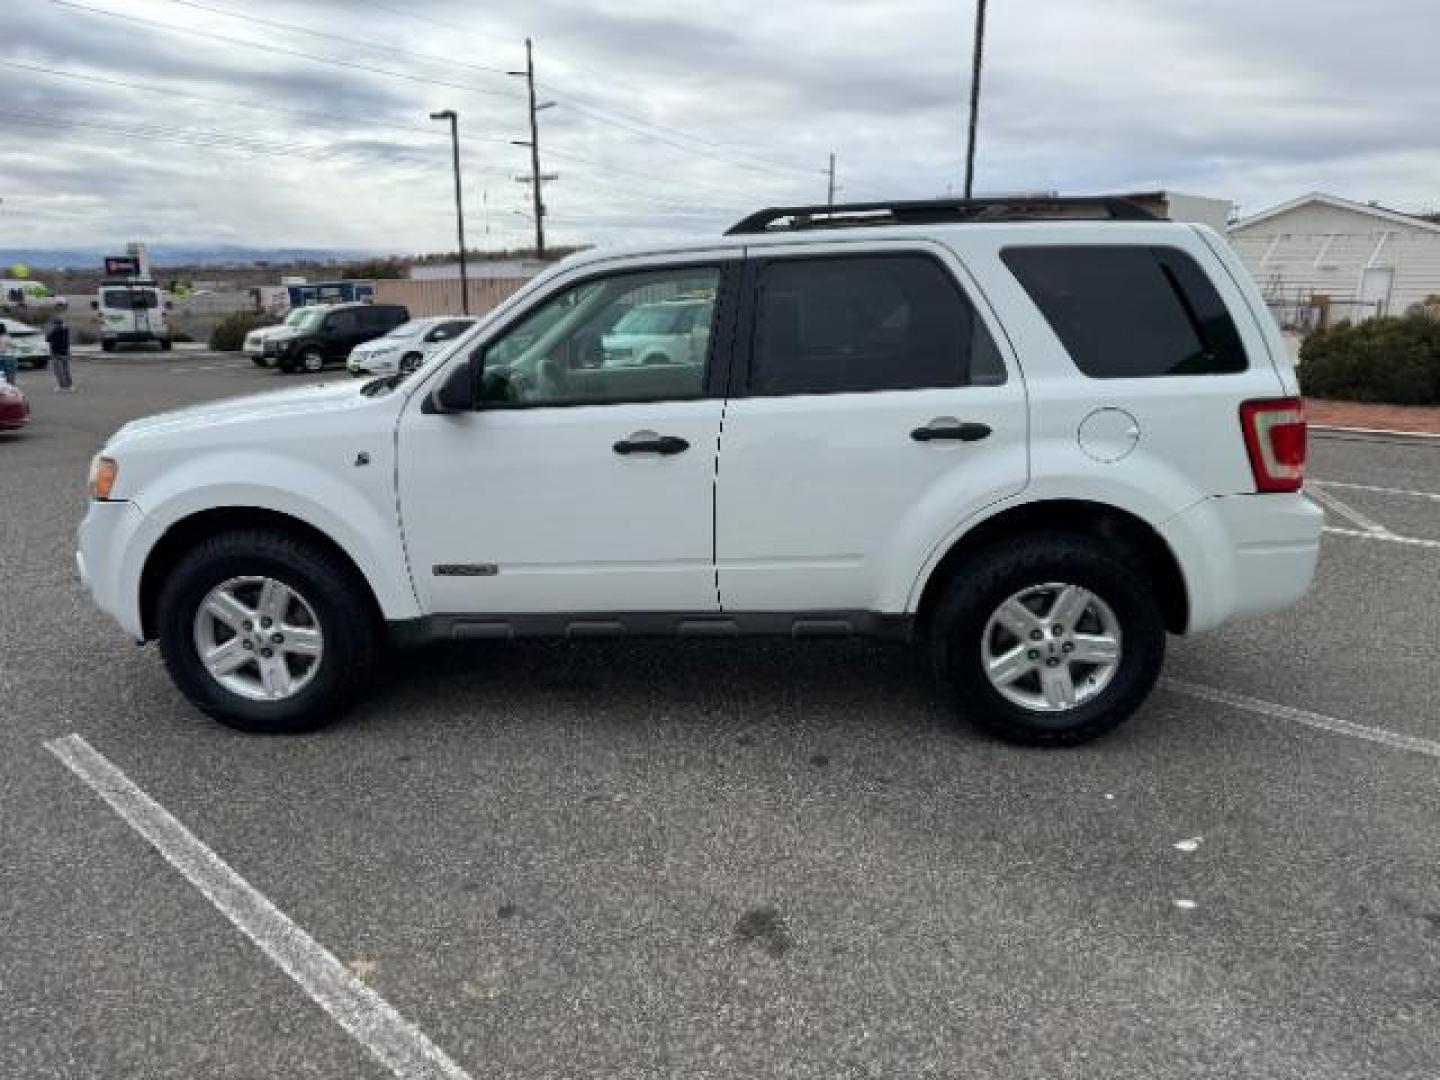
[{"x1": 2, "y1": 355, "x2": 1437, "y2": 1079}]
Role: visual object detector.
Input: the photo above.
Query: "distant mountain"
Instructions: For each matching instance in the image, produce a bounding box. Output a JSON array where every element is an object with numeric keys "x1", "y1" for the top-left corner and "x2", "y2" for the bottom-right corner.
[{"x1": 3, "y1": 245, "x2": 369, "y2": 270}]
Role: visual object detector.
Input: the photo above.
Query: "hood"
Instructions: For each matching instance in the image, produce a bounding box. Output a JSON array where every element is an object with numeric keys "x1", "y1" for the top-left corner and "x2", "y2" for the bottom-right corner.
[
  {"x1": 245, "y1": 324, "x2": 298, "y2": 342},
  {"x1": 111, "y1": 380, "x2": 376, "y2": 446}
]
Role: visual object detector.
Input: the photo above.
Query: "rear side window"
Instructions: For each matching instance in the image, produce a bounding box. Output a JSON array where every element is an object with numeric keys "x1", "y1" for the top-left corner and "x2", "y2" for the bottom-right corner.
[
  {"x1": 750, "y1": 254, "x2": 1005, "y2": 396},
  {"x1": 1002, "y1": 245, "x2": 1248, "y2": 378}
]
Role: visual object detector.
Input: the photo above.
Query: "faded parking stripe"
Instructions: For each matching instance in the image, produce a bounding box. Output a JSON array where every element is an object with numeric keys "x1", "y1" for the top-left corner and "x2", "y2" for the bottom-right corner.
[
  {"x1": 44, "y1": 734, "x2": 474, "y2": 1080},
  {"x1": 1164, "y1": 679, "x2": 1440, "y2": 759}
]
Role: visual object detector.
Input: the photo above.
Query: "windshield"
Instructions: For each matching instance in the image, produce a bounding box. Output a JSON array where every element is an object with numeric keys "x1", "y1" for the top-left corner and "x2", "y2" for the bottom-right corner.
[
  {"x1": 382, "y1": 321, "x2": 424, "y2": 340},
  {"x1": 292, "y1": 308, "x2": 328, "y2": 332},
  {"x1": 102, "y1": 288, "x2": 159, "y2": 310},
  {"x1": 283, "y1": 308, "x2": 313, "y2": 327},
  {"x1": 613, "y1": 304, "x2": 696, "y2": 335}
]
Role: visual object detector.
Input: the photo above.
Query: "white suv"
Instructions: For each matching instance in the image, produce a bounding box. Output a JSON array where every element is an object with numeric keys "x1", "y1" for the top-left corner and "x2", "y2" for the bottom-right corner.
[{"x1": 78, "y1": 198, "x2": 1322, "y2": 745}]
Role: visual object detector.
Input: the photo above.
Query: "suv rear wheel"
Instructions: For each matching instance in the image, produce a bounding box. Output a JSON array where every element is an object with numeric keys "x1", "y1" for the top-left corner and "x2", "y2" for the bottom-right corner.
[
  {"x1": 929, "y1": 534, "x2": 1164, "y2": 747},
  {"x1": 156, "y1": 529, "x2": 378, "y2": 733}
]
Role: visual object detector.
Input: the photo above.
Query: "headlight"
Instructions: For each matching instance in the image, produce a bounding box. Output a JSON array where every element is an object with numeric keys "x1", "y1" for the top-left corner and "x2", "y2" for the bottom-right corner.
[{"x1": 89, "y1": 455, "x2": 119, "y2": 500}]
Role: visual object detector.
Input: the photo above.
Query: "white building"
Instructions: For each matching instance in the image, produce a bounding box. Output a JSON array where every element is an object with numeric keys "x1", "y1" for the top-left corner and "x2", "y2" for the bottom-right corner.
[
  {"x1": 1122, "y1": 191, "x2": 1234, "y2": 233},
  {"x1": 1229, "y1": 192, "x2": 1440, "y2": 326}
]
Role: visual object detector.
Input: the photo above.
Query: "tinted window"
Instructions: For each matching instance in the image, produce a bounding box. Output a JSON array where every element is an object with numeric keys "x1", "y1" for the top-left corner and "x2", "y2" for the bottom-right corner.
[
  {"x1": 479, "y1": 266, "x2": 721, "y2": 407},
  {"x1": 102, "y1": 289, "x2": 159, "y2": 310},
  {"x1": 1002, "y1": 245, "x2": 1248, "y2": 378},
  {"x1": 751, "y1": 254, "x2": 1004, "y2": 396},
  {"x1": 326, "y1": 310, "x2": 360, "y2": 333}
]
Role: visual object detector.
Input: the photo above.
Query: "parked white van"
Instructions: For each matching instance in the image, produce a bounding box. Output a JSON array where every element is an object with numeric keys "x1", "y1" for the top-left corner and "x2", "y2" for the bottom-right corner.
[{"x1": 93, "y1": 280, "x2": 171, "y2": 352}]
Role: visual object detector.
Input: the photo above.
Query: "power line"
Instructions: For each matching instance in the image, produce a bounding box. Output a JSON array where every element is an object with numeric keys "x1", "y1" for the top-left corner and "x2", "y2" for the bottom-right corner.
[
  {"x1": 337, "y1": 0, "x2": 825, "y2": 181},
  {"x1": 0, "y1": 107, "x2": 436, "y2": 163},
  {"x1": 0, "y1": 60, "x2": 468, "y2": 142},
  {"x1": 553, "y1": 98, "x2": 824, "y2": 181},
  {"x1": 541, "y1": 146, "x2": 774, "y2": 205},
  {"x1": 157, "y1": 0, "x2": 518, "y2": 82},
  {"x1": 541, "y1": 85, "x2": 824, "y2": 179},
  {"x1": 47, "y1": 0, "x2": 526, "y2": 103}
]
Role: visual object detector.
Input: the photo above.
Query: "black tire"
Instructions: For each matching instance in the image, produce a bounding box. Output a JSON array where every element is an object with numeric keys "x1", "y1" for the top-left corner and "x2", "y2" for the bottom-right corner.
[
  {"x1": 30, "y1": 357, "x2": 49, "y2": 370},
  {"x1": 160, "y1": 338, "x2": 173, "y2": 351},
  {"x1": 251, "y1": 356, "x2": 267, "y2": 367},
  {"x1": 299, "y1": 346, "x2": 325, "y2": 374},
  {"x1": 400, "y1": 351, "x2": 423, "y2": 373},
  {"x1": 928, "y1": 533, "x2": 1165, "y2": 747},
  {"x1": 101, "y1": 340, "x2": 115, "y2": 353},
  {"x1": 156, "y1": 529, "x2": 379, "y2": 734}
]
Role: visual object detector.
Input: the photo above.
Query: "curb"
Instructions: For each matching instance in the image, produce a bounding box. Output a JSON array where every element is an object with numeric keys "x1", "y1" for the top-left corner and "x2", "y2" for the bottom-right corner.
[{"x1": 1311, "y1": 425, "x2": 1440, "y2": 445}]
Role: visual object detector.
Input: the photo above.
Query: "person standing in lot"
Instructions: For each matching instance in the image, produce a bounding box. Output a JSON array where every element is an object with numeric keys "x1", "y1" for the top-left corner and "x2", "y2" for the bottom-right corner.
[
  {"x1": 0, "y1": 322, "x2": 16, "y2": 386},
  {"x1": 46, "y1": 316, "x2": 74, "y2": 392}
]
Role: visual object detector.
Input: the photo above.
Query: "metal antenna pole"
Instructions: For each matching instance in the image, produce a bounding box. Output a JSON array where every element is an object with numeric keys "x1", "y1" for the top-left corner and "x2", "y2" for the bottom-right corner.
[{"x1": 963, "y1": 0, "x2": 988, "y2": 199}]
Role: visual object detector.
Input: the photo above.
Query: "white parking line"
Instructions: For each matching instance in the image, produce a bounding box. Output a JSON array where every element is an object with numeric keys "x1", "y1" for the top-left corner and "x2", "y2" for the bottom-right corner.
[
  {"x1": 1164, "y1": 679, "x2": 1440, "y2": 759},
  {"x1": 44, "y1": 734, "x2": 474, "y2": 1080},
  {"x1": 1313, "y1": 479, "x2": 1440, "y2": 503},
  {"x1": 1323, "y1": 526, "x2": 1440, "y2": 551},
  {"x1": 1309, "y1": 486, "x2": 1395, "y2": 536}
]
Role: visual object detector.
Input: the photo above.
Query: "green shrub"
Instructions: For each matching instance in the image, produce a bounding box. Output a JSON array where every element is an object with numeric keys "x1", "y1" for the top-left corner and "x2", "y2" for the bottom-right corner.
[
  {"x1": 1299, "y1": 316, "x2": 1440, "y2": 406},
  {"x1": 209, "y1": 311, "x2": 277, "y2": 351}
]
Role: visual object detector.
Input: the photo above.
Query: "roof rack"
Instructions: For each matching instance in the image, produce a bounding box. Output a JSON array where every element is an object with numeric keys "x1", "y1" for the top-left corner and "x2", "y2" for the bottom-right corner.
[{"x1": 724, "y1": 196, "x2": 1162, "y2": 235}]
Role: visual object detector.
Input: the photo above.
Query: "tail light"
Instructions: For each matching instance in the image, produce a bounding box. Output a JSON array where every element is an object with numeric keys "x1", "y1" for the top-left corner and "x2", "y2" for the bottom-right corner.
[{"x1": 1239, "y1": 398, "x2": 1306, "y2": 493}]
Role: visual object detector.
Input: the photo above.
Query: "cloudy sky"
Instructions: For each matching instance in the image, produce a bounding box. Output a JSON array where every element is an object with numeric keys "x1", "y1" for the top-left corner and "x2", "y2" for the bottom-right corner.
[{"x1": 3, "y1": 0, "x2": 1438, "y2": 254}]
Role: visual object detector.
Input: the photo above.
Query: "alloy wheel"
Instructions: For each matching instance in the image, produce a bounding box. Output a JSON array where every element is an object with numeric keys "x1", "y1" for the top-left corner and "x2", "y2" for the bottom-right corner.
[{"x1": 980, "y1": 582, "x2": 1122, "y2": 712}]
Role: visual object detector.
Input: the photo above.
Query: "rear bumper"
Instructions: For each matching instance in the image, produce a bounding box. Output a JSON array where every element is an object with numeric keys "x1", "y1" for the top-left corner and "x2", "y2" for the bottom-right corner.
[
  {"x1": 103, "y1": 331, "x2": 168, "y2": 343},
  {"x1": 1161, "y1": 492, "x2": 1323, "y2": 634}
]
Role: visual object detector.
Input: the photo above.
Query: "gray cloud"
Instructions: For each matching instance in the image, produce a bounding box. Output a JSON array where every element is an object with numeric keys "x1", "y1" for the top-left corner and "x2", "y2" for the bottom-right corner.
[{"x1": 2, "y1": 0, "x2": 1438, "y2": 252}]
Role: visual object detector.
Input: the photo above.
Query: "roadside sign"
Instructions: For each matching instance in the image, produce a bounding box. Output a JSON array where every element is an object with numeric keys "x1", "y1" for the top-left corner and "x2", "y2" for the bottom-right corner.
[{"x1": 104, "y1": 256, "x2": 140, "y2": 276}]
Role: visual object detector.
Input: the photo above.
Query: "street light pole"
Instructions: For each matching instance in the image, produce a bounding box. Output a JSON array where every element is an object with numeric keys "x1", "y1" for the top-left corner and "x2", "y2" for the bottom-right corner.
[
  {"x1": 429, "y1": 109, "x2": 469, "y2": 314},
  {"x1": 963, "y1": 0, "x2": 988, "y2": 199}
]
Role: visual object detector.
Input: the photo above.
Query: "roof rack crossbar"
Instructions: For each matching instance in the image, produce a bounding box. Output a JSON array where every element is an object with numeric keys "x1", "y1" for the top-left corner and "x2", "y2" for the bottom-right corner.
[{"x1": 724, "y1": 197, "x2": 1162, "y2": 235}]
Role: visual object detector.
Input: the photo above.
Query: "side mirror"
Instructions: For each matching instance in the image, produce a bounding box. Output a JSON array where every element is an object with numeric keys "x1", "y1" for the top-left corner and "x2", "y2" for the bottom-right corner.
[{"x1": 423, "y1": 358, "x2": 476, "y2": 414}]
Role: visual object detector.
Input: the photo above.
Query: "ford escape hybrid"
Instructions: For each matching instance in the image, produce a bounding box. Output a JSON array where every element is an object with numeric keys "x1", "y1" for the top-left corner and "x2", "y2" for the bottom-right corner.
[{"x1": 78, "y1": 198, "x2": 1322, "y2": 745}]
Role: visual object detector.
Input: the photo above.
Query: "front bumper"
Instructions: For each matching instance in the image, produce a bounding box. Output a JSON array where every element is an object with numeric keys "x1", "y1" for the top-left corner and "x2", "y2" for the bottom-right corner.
[
  {"x1": 77, "y1": 499, "x2": 152, "y2": 640},
  {"x1": 1161, "y1": 491, "x2": 1324, "y2": 634}
]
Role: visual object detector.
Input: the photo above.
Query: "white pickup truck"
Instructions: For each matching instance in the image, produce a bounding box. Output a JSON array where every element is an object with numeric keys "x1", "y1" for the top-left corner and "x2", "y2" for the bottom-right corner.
[{"x1": 79, "y1": 198, "x2": 1322, "y2": 744}]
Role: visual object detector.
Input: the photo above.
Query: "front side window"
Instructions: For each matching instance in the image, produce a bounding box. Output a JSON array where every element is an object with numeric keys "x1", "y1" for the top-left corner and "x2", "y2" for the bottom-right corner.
[
  {"x1": 750, "y1": 254, "x2": 1005, "y2": 396},
  {"x1": 479, "y1": 266, "x2": 721, "y2": 407},
  {"x1": 1001, "y1": 245, "x2": 1248, "y2": 378}
]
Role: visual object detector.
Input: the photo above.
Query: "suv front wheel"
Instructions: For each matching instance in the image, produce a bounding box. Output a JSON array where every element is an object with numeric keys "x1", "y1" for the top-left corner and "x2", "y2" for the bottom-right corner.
[
  {"x1": 929, "y1": 534, "x2": 1165, "y2": 747},
  {"x1": 156, "y1": 529, "x2": 378, "y2": 733}
]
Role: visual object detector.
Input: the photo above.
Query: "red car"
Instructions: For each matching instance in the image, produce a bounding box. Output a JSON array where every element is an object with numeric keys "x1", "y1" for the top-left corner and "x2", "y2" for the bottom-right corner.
[{"x1": 0, "y1": 379, "x2": 29, "y2": 431}]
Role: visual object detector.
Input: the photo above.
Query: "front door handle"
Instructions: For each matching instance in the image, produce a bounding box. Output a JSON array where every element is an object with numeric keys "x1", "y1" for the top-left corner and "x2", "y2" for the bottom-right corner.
[
  {"x1": 614, "y1": 432, "x2": 690, "y2": 456},
  {"x1": 911, "y1": 419, "x2": 992, "y2": 443}
]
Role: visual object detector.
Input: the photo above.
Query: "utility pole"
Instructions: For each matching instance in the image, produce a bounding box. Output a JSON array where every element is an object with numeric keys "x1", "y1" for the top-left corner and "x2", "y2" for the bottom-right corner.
[
  {"x1": 429, "y1": 109, "x2": 468, "y2": 314},
  {"x1": 509, "y1": 39, "x2": 552, "y2": 259},
  {"x1": 963, "y1": 0, "x2": 988, "y2": 199},
  {"x1": 826, "y1": 152, "x2": 837, "y2": 207}
]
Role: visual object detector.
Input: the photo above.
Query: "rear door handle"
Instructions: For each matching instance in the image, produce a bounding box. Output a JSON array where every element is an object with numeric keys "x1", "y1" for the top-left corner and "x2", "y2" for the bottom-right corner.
[
  {"x1": 613, "y1": 432, "x2": 690, "y2": 456},
  {"x1": 911, "y1": 419, "x2": 992, "y2": 443}
]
